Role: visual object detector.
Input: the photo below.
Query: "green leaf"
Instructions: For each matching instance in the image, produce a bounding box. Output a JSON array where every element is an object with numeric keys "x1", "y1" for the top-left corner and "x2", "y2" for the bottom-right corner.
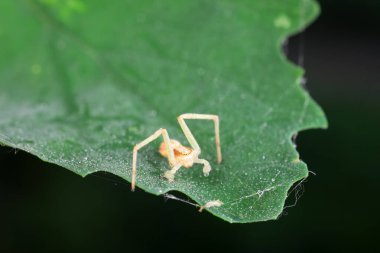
[{"x1": 0, "y1": 0, "x2": 327, "y2": 222}]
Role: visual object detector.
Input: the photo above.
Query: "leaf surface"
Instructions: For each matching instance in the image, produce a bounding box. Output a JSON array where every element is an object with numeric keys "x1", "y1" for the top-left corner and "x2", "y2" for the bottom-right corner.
[{"x1": 0, "y1": 0, "x2": 326, "y2": 222}]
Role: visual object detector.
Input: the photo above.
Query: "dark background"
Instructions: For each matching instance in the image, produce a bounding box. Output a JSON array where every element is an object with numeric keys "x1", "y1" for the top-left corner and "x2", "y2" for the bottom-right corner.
[{"x1": 1, "y1": 1, "x2": 379, "y2": 252}]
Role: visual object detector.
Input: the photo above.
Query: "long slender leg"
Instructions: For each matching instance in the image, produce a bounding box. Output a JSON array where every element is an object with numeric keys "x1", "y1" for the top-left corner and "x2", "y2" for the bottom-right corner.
[
  {"x1": 177, "y1": 113, "x2": 222, "y2": 163},
  {"x1": 132, "y1": 128, "x2": 176, "y2": 191}
]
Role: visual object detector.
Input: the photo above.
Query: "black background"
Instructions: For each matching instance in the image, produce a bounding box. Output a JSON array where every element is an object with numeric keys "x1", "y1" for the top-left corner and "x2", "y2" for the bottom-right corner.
[{"x1": 1, "y1": 1, "x2": 379, "y2": 252}]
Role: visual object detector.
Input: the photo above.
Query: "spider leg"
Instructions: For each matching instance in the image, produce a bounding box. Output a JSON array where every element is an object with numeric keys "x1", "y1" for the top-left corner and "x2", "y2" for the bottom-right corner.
[
  {"x1": 132, "y1": 128, "x2": 176, "y2": 191},
  {"x1": 194, "y1": 158, "x2": 211, "y2": 176},
  {"x1": 177, "y1": 113, "x2": 222, "y2": 163},
  {"x1": 163, "y1": 164, "x2": 182, "y2": 182}
]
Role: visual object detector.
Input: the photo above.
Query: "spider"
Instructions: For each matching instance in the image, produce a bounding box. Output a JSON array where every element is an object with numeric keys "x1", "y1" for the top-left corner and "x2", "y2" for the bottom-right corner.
[{"x1": 131, "y1": 113, "x2": 222, "y2": 191}]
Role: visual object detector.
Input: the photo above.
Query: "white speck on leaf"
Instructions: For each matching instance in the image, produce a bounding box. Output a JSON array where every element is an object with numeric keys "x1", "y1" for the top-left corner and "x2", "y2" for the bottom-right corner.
[{"x1": 274, "y1": 14, "x2": 291, "y2": 29}]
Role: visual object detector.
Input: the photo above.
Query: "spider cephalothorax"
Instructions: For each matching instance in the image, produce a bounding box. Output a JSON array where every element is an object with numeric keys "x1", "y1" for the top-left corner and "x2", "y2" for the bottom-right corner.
[
  {"x1": 159, "y1": 140, "x2": 197, "y2": 168},
  {"x1": 131, "y1": 113, "x2": 222, "y2": 191}
]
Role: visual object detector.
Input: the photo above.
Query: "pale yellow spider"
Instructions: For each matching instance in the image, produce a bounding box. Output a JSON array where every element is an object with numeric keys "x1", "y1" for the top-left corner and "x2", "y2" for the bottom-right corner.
[{"x1": 131, "y1": 113, "x2": 222, "y2": 191}]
